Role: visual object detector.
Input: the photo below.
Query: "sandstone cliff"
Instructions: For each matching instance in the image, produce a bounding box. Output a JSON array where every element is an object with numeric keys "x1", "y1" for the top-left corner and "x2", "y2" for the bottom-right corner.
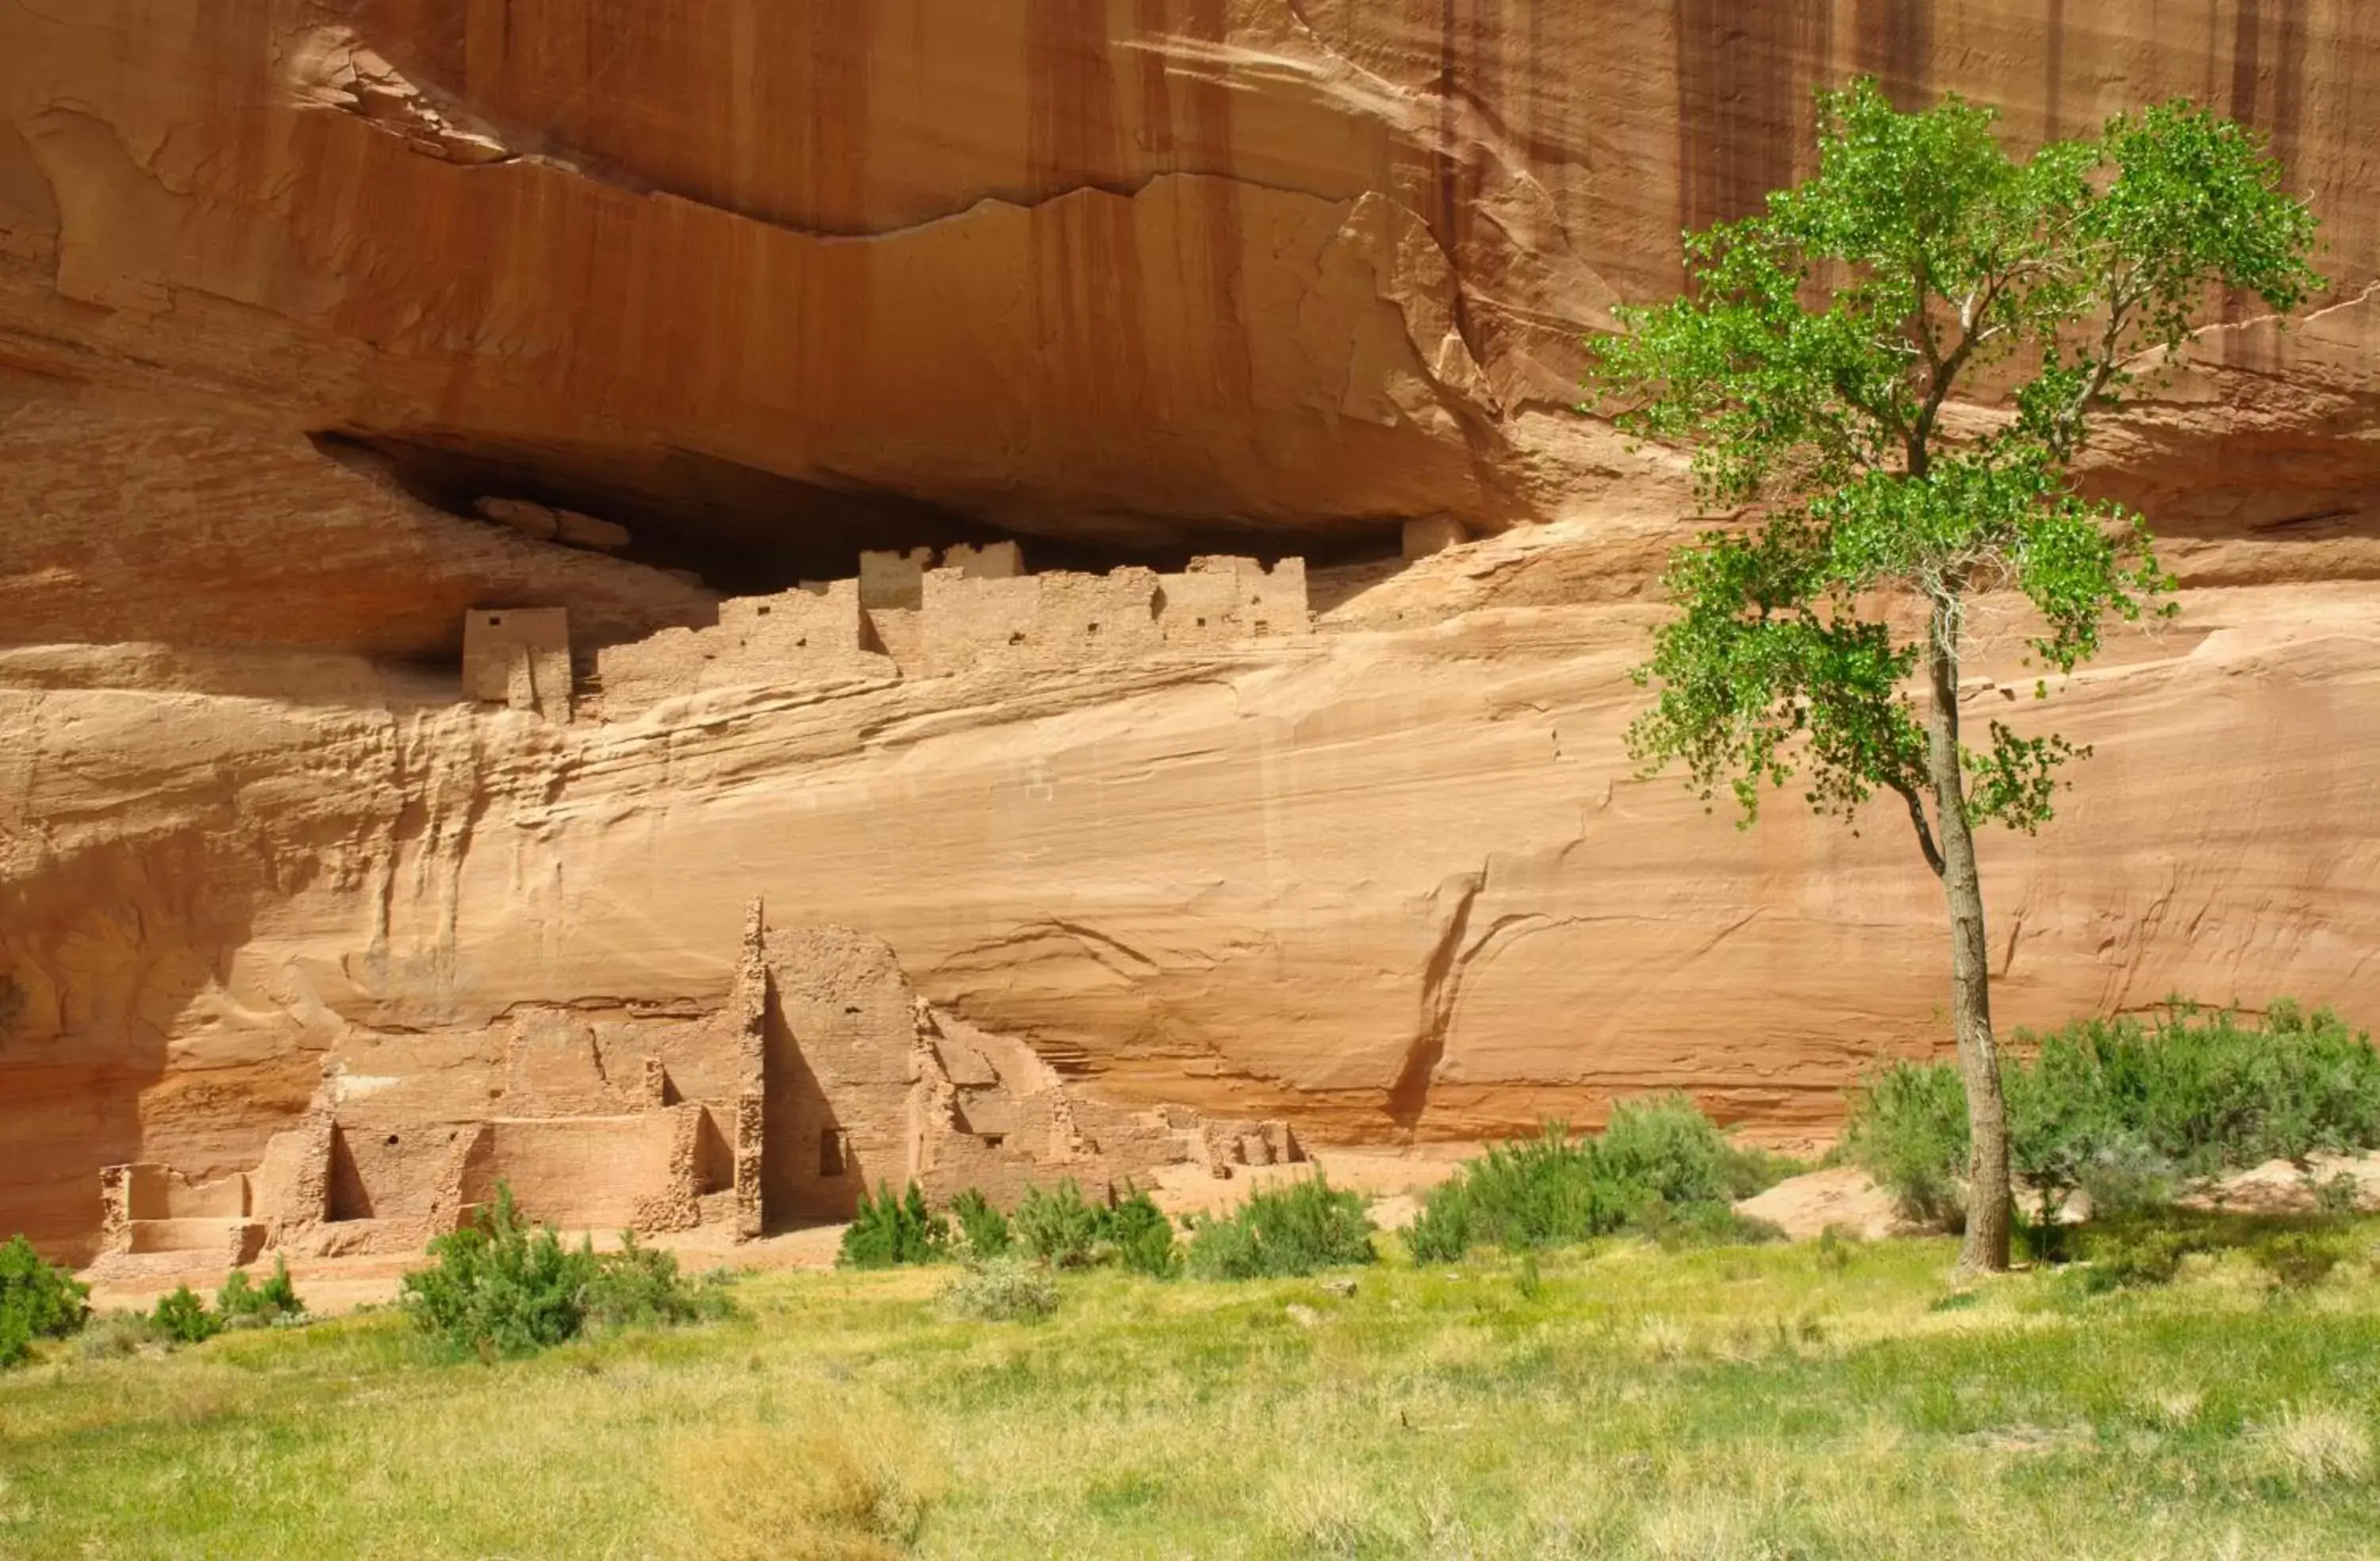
[{"x1": 4, "y1": 3, "x2": 2378, "y2": 1258}]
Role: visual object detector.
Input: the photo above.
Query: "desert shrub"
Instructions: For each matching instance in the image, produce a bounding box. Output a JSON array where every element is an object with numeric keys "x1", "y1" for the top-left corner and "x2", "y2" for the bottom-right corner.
[
  {"x1": 2078, "y1": 1223, "x2": 2201, "y2": 1293},
  {"x1": 1103, "y1": 1187, "x2": 1180, "y2": 1279},
  {"x1": 947, "y1": 1189, "x2": 1012, "y2": 1258},
  {"x1": 1405, "y1": 1189, "x2": 1472, "y2": 1265},
  {"x1": 403, "y1": 1186, "x2": 597, "y2": 1356},
  {"x1": 74, "y1": 1310, "x2": 156, "y2": 1361},
  {"x1": 1841, "y1": 1060, "x2": 1971, "y2": 1227},
  {"x1": 1845, "y1": 1002, "x2": 2380, "y2": 1226},
  {"x1": 1184, "y1": 1176, "x2": 1375, "y2": 1279},
  {"x1": 837, "y1": 1183, "x2": 950, "y2": 1271},
  {"x1": 401, "y1": 1184, "x2": 727, "y2": 1356},
  {"x1": 150, "y1": 1284, "x2": 222, "y2": 1346},
  {"x1": 587, "y1": 1233, "x2": 735, "y2": 1329},
  {"x1": 1007, "y1": 1180, "x2": 1179, "y2": 1276},
  {"x1": 2252, "y1": 1232, "x2": 2345, "y2": 1291},
  {"x1": 1012, "y1": 1179, "x2": 1104, "y2": 1269},
  {"x1": 1407, "y1": 1097, "x2": 1792, "y2": 1260},
  {"x1": 1635, "y1": 1200, "x2": 1789, "y2": 1252},
  {"x1": 939, "y1": 1256, "x2": 1060, "y2": 1322},
  {"x1": 217, "y1": 1256, "x2": 305, "y2": 1329},
  {"x1": 0, "y1": 1233, "x2": 90, "y2": 1367}
]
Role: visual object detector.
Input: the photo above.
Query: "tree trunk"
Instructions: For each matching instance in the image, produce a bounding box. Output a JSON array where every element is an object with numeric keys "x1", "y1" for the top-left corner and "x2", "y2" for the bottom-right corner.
[{"x1": 1925, "y1": 595, "x2": 2012, "y2": 1273}]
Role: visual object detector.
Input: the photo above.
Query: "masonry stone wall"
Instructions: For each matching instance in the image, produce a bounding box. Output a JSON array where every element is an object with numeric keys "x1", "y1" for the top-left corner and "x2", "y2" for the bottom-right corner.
[
  {"x1": 505, "y1": 546, "x2": 1307, "y2": 723},
  {"x1": 94, "y1": 911, "x2": 1304, "y2": 1261},
  {"x1": 463, "y1": 607, "x2": 571, "y2": 722},
  {"x1": 593, "y1": 579, "x2": 893, "y2": 718}
]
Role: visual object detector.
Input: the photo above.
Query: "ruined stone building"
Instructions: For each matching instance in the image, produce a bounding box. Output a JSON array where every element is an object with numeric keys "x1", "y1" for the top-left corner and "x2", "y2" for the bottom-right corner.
[
  {"x1": 462, "y1": 606, "x2": 572, "y2": 723},
  {"x1": 95, "y1": 909, "x2": 1300, "y2": 1264},
  {"x1": 576, "y1": 545, "x2": 1311, "y2": 720}
]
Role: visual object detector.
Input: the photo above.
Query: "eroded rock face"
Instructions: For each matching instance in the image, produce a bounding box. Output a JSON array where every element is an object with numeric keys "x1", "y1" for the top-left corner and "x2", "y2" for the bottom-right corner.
[{"x1": 5, "y1": 4, "x2": 2380, "y2": 1258}]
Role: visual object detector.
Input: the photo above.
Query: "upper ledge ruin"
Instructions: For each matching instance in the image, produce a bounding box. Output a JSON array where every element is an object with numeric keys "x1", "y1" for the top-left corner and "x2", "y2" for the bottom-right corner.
[{"x1": 463, "y1": 543, "x2": 1313, "y2": 725}]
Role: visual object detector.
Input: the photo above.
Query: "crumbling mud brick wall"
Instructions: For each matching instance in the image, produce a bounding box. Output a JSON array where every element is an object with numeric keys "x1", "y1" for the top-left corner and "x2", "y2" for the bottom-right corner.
[
  {"x1": 453, "y1": 1114, "x2": 685, "y2": 1231},
  {"x1": 463, "y1": 607, "x2": 571, "y2": 722},
  {"x1": 859, "y1": 547, "x2": 935, "y2": 609},
  {"x1": 916, "y1": 556, "x2": 1307, "y2": 674},
  {"x1": 87, "y1": 911, "x2": 1307, "y2": 1261},
  {"x1": 592, "y1": 579, "x2": 894, "y2": 719},
  {"x1": 1156, "y1": 557, "x2": 1309, "y2": 646},
  {"x1": 760, "y1": 925, "x2": 921, "y2": 1222}
]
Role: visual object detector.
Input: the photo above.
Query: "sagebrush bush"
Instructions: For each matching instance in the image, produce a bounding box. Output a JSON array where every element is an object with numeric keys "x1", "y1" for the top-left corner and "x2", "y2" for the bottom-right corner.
[
  {"x1": 2079, "y1": 1223, "x2": 2200, "y2": 1293},
  {"x1": 1406, "y1": 1097, "x2": 1795, "y2": 1261},
  {"x1": 1104, "y1": 1187, "x2": 1181, "y2": 1279},
  {"x1": 948, "y1": 1189, "x2": 1012, "y2": 1258},
  {"x1": 1009, "y1": 1179, "x2": 1179, "y2": 1275},
  {"x1": 0, "y1": 1233, "x2": 90, "y2": 1367},
  {"x1": 218, "y1": 1256, "x2": 305, "y2": 1329},
  {"x1": 150, "y1": 1284, "x2": 222, "y2": 1346},
  {"x1": 1184, "y1": 1176, "x2": 1375, "y2": 1279},
  {"x1": 1013, "y1": 1179, "x2": 1104, "y2": 1269},
  {"x1": 402, "y1": 1183, "x2": 727, "y2": 1357},
  {"x1": 2252, "y1": 1232, "x2": 2345, "y2": 1291},
  {"x1": 939, "y1": 1256, "x2": 1059, "y2": 1321},
  {"x1": 587, "y1": 1233, "x2": 735, "y2": 1329},
  {"x1": 1845, "y1": 1001, "x2": 2380, "y2": 1227},
  {"x1": 1840, "y1": 1061, "x2": 1971, "y2": 1227},
  {"x1": 836, "y1": 1183, "x2": 950, "y2": 1270}
]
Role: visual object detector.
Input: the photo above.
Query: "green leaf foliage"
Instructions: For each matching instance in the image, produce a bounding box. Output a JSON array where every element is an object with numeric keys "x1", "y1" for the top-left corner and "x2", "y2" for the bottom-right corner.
[
  {"x1": 948, "y1": 1188, "x2": 1014, "y2": 1258},
  {"x1": 1012, "y1": 1179, "x2": 1180, "y2": 1276},
  {"x1": 836, "y1": 1182, "x2": 951, "y2": 1270},
  {"x1": 1585, "y1": 78, "x2": 2319, "y2": 854},
  {"x1": 1845, "y1": 1001, "x2": 2380, "y2": 1222},
  {"x1": 401, "y1": 1183, "x2": 730, "y2": 1357},
  {"x1": 1183, "y1": 1176, "x2": 1376, "y2": 1280},
  {"x1": 217, "y1": 1256, "x2": 305, "y2": 1329},
  {"x1": 1, "y1": 1233, "x2": 91, "y2": 1368},
  {"x1": 1407, "y1": 1096, "x2": 1797, "y2": 1263},
  {"x1": 149, "y1": 1285, "x2": 222, "y2": 1347}
]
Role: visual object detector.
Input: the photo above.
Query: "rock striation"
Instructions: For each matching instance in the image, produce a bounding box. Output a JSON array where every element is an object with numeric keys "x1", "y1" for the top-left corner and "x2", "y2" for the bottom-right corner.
[{"x1": 3, "y1": 4, "x2": 2380, "y2": 1260}]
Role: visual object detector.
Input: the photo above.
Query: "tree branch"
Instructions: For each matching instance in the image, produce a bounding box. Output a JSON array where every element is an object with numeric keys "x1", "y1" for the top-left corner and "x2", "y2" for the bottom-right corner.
[{"x1": 1890, "y1": 777, "x2": 1948, "y2": 878}]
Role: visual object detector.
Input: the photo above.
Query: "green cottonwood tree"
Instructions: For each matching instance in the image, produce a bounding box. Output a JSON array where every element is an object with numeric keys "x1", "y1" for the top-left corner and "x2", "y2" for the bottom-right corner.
[{"x1": 1584, "y1": 80, "x2": 2319, "y2": 1272}]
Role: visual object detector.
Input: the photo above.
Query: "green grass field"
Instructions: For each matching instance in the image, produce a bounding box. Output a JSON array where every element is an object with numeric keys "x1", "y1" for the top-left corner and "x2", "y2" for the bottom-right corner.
[{"x1": 6, "y1": 1228, "x2": 2380, "y2": 1559}]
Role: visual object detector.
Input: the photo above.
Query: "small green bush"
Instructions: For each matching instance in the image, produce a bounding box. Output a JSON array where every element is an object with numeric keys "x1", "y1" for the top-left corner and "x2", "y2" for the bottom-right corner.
[
  {"x1": 400, "y1": 1183, "x2": 729, "y2": 1357},
  {"x1": 1841, "y1": 1060, "x2": 1971, "y2": 1227},
  {"x1": 837, "y1": 1183, "x2": 950, "y2": 1270},
  {"x1": 939, "y1": 1256, "x2": 1059, "y2": 1321},
  {"x1": 0, "y1": 1233, "x2": 90, "y2": 1367},
  {"x1": 1844, "y1": 1002, "x2": 2380, "y2": 1227},
  {"x1": 150, "y1": 1284, "x2": 222, "y2": 1346},
  {"x1": 1104, "y1": 1187, "x2": 1180, "y2": 1279},
  {"x1": 1407, "y1": 1097, "x2": 1794, "y2": 1261},
  {"x1": 948, "y1": 1189, "x2": 1012, "y2": 1258},
  {"x1": 1009, "y1": 1179, "x2": 1179, "y2": 1276},
  {"x1": 2252, "y1": 1232, "x2": 2344, "y2": 1291},
  {"x1": 586, "y1": 1233, "x2": 734, "y2": 1329},
  {"x1": 2079, "y1": 1224, "x2": 2199, "y2": 1293},
  {"x1": 1013, "y1": 1179, "x2": 1105, "y2": 1270},
  {"x1": 75, "y1": 1310, "x2": 155, "y2": 1361},
  {"x1": 218, "y1": 1256, "x2": 305, "y2": 1329},
  {"x1": 403, "y1": 1187, "x2": 596, "y2": 1356},
  {"x1": 1184, "y1": 1176, "x2": 1376, "y2": 1280}
]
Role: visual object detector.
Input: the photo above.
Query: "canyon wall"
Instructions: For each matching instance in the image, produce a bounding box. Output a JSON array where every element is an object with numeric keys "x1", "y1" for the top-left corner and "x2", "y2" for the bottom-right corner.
[{"x1": 4, "y1": 2, "x2": 2379, "y2": 1256}]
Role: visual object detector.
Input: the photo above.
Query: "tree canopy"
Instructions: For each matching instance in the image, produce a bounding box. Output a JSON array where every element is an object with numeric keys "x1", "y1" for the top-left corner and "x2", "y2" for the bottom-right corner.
[{"x1": 1588, "y1": 79, "x2": 2320, "y2": 865}]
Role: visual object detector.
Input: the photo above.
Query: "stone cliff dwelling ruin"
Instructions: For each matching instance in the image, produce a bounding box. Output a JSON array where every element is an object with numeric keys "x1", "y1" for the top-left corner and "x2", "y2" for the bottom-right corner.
[
  {"x1": 95, "y1": 907, "x2": 1300, "y2": 1266},
  {"x1": 463, "y1": 543, "x2": 1312, "y2": 722}
]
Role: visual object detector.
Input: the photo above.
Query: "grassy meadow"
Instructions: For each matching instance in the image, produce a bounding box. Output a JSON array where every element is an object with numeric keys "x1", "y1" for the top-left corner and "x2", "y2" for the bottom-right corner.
[{"x1": 6, "y1": 1224, "x2": 2380, "y2": 1559}]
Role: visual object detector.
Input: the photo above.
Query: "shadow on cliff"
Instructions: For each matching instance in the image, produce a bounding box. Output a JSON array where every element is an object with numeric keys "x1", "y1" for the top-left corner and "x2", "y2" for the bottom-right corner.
[
  {"x1": 0, "y1": 830, "x2": 271, "y2": 1264},
  {"x1": 758, "y1": 988, "x2": 862, "y2": 1229}
]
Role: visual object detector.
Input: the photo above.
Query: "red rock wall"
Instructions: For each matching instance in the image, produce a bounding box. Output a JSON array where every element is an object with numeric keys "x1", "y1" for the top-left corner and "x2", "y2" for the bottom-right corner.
[{"x1": 5, "y1": 3, "x2": 2380, "y2": 1257}]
